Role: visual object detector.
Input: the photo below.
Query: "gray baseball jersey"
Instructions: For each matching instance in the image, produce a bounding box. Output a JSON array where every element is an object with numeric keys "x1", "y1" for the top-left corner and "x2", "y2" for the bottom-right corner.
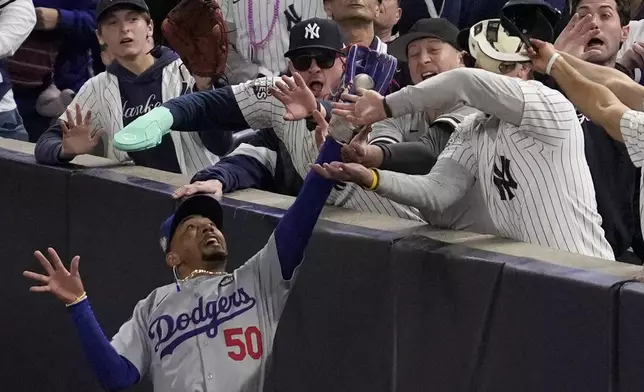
[
  {"x1": 219, "y1": 0, "x2": 327, "y2": 76},
  {"x1": 619, "y1": 109, "x2": 644, "y2": 241},
  {"x1": 231, "y1": 76, "x2": 424, "y2": 222},
  {"x1": 371, "y1": 106, "x2": 499, "y2": 235},
  {"x1": 380, "y1": 67, "x2": 614, "y2": 260},
  {"x1": 111, "y1": 235, "x2": 293, "y2": 392}
]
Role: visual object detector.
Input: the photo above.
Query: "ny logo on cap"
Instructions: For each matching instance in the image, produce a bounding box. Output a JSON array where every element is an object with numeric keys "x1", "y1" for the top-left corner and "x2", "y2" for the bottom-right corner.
[{"x1": 304, "y1": 23, "x2": 320, "y2": 39}]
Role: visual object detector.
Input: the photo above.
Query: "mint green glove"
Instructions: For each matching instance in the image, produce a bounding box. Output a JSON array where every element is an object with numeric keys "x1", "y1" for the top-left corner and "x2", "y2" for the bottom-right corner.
[{"x1": 113, "y1": 107, "x2": 174, "y2": 152}]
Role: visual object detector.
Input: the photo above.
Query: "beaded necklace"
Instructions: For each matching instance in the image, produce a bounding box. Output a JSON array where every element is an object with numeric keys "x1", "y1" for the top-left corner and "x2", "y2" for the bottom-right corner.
[{"x1": 248, "y1": 0, "x2": 281, "y2": 49}]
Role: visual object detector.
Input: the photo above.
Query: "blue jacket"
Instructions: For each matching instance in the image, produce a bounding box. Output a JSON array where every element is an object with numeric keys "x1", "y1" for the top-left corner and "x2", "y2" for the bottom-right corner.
[{"x1": 36, "y1": 0, "x2": 98, "y2": 93}]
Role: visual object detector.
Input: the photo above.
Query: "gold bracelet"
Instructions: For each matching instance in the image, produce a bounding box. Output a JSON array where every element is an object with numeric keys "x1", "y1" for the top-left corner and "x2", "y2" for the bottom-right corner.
[
  {"x1": 65, "y1": 292, "x2": 88, "y2": 307},
  {"x1": 368, "y1": 169, "x2": 379, "y2": 190}
]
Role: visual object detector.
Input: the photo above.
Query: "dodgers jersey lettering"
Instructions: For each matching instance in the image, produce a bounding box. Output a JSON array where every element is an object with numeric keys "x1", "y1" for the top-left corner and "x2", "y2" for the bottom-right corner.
[
  {"x1": 619, "y1": 110, "x2": 644, "y2": 241},
  {"x1": 231, "y1": 76, "x2": 424, "y2": 221},
  {"x1": 219, "y1": 0, "x2": 327, "y2": 75},
  {"x1": 111, "y1": 235, "x2": 292, "y2": 392}
]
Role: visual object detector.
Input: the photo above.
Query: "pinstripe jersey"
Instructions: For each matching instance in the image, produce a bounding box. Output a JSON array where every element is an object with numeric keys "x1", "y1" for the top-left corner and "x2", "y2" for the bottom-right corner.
[
  {"x1": 384, "y1": 68, "x2": 614, "y2": 259},
  {"x1": 619, "y1": 110, "x2": 644, "y2": 241},
  {"x1": 60, "y1": 59, "x2": 219, "y2": 176},
  {"x1": 231, "y1": 76, "x2": 424, "y2": 221},
  {"x1": 220, "y1": 0, "x2": 327, "y2": 76}
]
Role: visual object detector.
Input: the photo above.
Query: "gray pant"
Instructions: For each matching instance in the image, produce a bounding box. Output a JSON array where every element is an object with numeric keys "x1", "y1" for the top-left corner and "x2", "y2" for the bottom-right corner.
[{"x1": 0, "y1": 108, "x2": 28, "y2": 141}]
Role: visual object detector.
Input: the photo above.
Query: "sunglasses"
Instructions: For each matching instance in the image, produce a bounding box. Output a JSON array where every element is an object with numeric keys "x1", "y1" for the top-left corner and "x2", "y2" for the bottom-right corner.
[{"x1": 290, "y1": 51, "x2": 339, "y2": 72}]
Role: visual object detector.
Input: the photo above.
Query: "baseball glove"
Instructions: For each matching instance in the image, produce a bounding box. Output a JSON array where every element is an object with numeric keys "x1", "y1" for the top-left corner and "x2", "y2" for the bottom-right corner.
[
  {"x1": 161, "y1": 0, "x2": 229, "y2": 78},
  {"x1": 329, "y1": 45, "x2": 397, "y2": 143}
]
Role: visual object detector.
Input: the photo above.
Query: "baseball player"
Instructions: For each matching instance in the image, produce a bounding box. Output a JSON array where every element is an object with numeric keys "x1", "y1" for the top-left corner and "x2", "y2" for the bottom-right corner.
[
  {"x1": 34, "y1": 0, "x2": 232, "y2": 176},
  {"x1": 316, "y1": 18, "x2": 615, "y2": 260},
  {"x1": 525, "y1": 39, "x2": 644, "y2": 242},
  {"x1": 219, "y1": 0, "x2": 327, "y2": 77},
  {"x1": 115, "y1": 18, "x2": 424, "y2": 222},
  {"x1": 22, "y1": 111, "x2": 346, "y2": 392}
]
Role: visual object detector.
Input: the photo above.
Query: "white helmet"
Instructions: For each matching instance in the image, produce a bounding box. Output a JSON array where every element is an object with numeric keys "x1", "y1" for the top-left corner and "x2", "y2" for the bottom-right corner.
[{"x1": 458, "y1": 19, "x2": 530, "y2": 74}]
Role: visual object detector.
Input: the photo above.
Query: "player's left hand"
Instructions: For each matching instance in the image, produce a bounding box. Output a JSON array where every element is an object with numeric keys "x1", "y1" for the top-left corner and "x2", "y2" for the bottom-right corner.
[
  {"x1": 312, "y1": 109, "x2": 329, "y2": 148},
  {"x1": 35, "y1": 7, "x2": 60, "y2": 31},
  {"x1": 23, "y1": 248, "x2": 85, "y2": 305},
  {"x1": 269, "y1": 73, "x2": 318, "y2": 121},
  {"x1": 310, "y1": 161, "x2": 374, "y2": 188},
  {"x1": 331, "y1": 89, "x2": 387, "y2": 126}
]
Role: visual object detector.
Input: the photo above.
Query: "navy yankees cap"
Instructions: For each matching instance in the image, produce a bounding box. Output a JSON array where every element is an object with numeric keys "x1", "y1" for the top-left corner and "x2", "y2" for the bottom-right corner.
[
  {"x1": 96, "y1": 0, "x2": 150, "y2": 22},
  {"x1": 160, "y1": 194, "x2": 224, "y2": 253},
  {"x1": 284, "y1": 18, "x2": 344, "y2": 58},
  {"x1": 389, "y1": 18, "x2": 461, "y2": 61}
]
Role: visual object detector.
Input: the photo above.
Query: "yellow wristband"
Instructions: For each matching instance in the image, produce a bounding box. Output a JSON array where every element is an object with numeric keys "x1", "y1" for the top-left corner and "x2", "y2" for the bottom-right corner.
[
  {"x1": 66, "y1": 292, "x2": 88, "y2": 307},
  {"x1": 368, "y1": 169, "x2": 379, "y2": 190}
]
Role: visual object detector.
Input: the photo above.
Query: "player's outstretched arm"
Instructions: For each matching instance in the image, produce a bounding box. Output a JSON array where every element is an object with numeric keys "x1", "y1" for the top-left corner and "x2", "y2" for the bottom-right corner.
[
  {"x1": 273, "y1": 111, "x2": 341, "y2": 280},
  {"x1": 380, "y1": 68, "x2": 525, "y2": 125},
  {"x1": 23, "y1": 249, "x2": 140, "y2": 391}
]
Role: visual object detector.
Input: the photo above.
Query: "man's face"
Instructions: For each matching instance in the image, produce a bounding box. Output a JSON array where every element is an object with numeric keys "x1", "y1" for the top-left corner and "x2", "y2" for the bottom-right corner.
[
  {"x1": 575, "y1": 0, "x2": 629, "y2": 65},
  {"x1": 96, "y1": 8, "x2": 153, "y2": 61},
  {"x1": 168, "y1": 215, "x2": 228, "y2": 272},
  {"x1": 325, "y1": 0, "x2": 381, "y2": 23},
  {"x1": 375, "y1": 0, "x2": 401, "y2": 32},
  {"x1": 407, "y1": 38, "x2": 464, "y2": 84},
  {"x1": 287, "y1": 50, "x2": 344, "y2": 99}
]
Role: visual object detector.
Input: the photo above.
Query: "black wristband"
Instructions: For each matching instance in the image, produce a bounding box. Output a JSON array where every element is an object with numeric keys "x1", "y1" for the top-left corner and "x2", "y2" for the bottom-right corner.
[{"x1": 382, "y1": 96, "x2": 393, "y2": 118}]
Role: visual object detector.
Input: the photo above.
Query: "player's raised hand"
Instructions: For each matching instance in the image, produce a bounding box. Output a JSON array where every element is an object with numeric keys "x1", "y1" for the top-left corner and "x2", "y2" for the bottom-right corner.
[
  {"x1": 332, "y1": 88, "x2": 387, "y2": 125},
  {"x1": 173, "y1": 180, "x2": 224, "y2": 199},
  {"x1": 23, "y1": 248, "x2": 85, "y2": 305},
  {"x1": 60, "y1": 103, "x2": 105, "y2": 159},
  {"x1": 269, "y1": 73, "x2": 318, "y2": 121},
  {"x1": 554, "y1": 13, "x2": 601, "y2": 60},
  {"x1": 310, "y1": 161, "x2": 375, "y2": 188}
]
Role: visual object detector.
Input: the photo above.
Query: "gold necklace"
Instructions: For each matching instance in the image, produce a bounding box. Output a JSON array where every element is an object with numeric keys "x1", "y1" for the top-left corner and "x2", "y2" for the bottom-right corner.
[{"x1": 179, "y1": 269, "x2": 228, "y2": 282}]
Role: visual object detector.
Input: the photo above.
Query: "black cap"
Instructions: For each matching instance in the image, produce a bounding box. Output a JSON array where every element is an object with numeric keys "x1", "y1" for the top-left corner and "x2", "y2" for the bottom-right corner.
[
  {"x1": 284, "y1": 18, "x2": 344, "y2": 58},
  {"x1": 159, "y1": 194, "x2": 224, "y2": 253},
  {"x1": 388, "y1": 18, "x2": 461, "y2": 61},
  {"x1": 96, "y1": 0, "x2": 150, "y2": 23}
]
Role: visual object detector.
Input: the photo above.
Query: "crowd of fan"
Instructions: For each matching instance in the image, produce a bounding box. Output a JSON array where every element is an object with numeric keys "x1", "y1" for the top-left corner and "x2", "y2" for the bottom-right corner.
[{"x1": 3, "y1": 0, "x2": 644, "y2": 263}]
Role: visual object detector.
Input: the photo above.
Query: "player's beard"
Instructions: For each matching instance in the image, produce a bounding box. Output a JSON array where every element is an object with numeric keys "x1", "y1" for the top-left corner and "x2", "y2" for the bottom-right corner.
[{"x1": 202, "y1": 246, "x2": 227, "y2": 265}]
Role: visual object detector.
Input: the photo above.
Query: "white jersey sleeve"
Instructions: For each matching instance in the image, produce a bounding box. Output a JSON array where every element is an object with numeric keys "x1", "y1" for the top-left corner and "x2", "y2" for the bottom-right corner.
[
  {"x1": 369, "y1": 114, "x2": 412, "y2": 144},
  {"x1": 235, "y1": 234, "x2": 295, "y2": 323},
  {"x1": 111, "y1": 295, "x2": 154, "y2": 375},
  {"x1": 620, "y1": 109, "x2": 644, "y2": 167},
  {"x1": 231, "y1": 77, "x2": 287, "y2": 132},
  {"x1": 437, "y1": 119, "x2": 479, "y2": 176}
]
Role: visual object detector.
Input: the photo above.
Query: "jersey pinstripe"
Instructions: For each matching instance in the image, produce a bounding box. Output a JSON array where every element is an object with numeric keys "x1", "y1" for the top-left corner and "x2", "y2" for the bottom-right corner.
[
  {"x1": 438, "y1": 81, "x2": 613, "y2": 259},
  {"x1": 220, "y1": 0, "x2": 328, "y2": 76},
  {"x1": 59, "y1": 59, "x2": 219, "y2": 176},
  {"x1": 112, "y1": 235, "x2": 294, "y2": 392},
  {"x1": 231, "y1": 76, "x2": 424, "y2": 222},
  {"x1": 619, "y1": 109, "x2": 644, "y2": 241}
]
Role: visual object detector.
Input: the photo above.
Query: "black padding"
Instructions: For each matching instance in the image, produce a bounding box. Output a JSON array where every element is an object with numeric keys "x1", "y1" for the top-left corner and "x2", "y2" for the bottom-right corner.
[
  {"x1": 474, "y1": 255, "x2": 628, "y2": 392},
  {"x1": 391, "y1": 236, "x2": 504, "y2": 391},
  {"x1": 617, "y1": 282, "x2": 644, "y2": 392},
  {"x1": 0, "y1": 148, "x2": 94, "y2": 392},
  {"x1": 264, "y1": 225, "x2": 404, "y2": 392}
]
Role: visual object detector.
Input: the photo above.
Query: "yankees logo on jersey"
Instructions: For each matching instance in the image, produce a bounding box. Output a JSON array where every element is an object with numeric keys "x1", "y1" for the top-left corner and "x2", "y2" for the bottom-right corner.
[
  {"x1": 492, "y1": 155, "x2": 517, "y2": 201},
  {"x1": 220, "y1": 0, "x2": 327, "y2": 75}
]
